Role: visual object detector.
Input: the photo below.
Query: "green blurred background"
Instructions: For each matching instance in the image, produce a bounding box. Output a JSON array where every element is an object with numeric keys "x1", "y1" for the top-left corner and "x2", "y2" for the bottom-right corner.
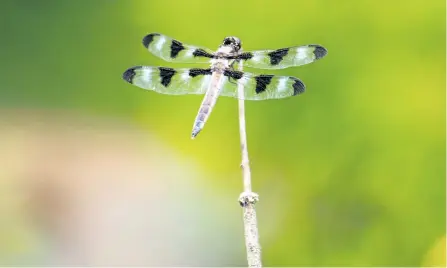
[{"x1": 0, "y1": 0, "x2": 445, "y2": 266}]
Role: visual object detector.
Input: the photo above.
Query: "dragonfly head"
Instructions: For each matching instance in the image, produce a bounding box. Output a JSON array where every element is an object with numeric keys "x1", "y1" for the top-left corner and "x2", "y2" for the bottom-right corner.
[{"x1": 221, "y1": 36, "x2": 242, "y2": 52}]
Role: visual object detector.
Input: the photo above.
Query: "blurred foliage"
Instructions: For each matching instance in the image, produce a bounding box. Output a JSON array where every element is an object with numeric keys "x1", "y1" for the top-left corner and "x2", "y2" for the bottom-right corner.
[
  {"x1": 422, "y1": 235, "x2": 446, "y2": 267},
  {"x1": 0, "y1": 0, "x2": 445, "y2": 266}
]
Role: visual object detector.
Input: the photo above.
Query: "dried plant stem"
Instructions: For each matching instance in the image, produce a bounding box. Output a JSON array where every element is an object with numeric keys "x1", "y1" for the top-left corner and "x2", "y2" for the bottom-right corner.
[{"x1": 237, "y1": 61, "x2": 262, "y2": 268}]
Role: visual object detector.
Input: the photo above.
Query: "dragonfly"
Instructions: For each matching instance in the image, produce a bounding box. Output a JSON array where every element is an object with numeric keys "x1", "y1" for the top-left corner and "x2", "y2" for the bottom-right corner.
[{"x1": 123, "y1": 33, "x2": 327, "y2": 138}]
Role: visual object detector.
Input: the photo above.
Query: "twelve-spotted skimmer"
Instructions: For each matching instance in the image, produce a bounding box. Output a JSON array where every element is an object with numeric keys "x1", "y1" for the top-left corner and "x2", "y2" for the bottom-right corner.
[{"x1": 123, "y1": 33, "x2": 327, "y2": 138}]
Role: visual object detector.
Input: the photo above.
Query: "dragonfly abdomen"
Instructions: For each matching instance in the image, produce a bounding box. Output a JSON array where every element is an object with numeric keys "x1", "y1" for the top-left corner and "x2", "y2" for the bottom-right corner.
[
  {"x1": 191, "y1": 104, "x2": 212, "y2": 138},
  {"x1": 191, "y1": 72, "x2": 224, "y2": 138}
]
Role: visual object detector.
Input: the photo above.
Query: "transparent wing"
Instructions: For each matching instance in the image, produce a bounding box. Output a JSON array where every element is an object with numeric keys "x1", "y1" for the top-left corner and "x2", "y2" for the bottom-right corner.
[
  {"x1": 142, "y1": 33, "x2": 216, "y2": 63},
  {"x1": 220, "y1": 70, "x2": 305, "y2": 100},
  {"x1": 233, "y1": 45, "x2": 327, "y2": 70},
  {"x1": 122, "y1": 66, "x2": 213, "y2": 95}
]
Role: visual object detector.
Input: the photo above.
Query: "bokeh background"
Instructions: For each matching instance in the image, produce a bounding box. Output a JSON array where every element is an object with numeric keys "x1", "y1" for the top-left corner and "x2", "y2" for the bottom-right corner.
[{"x1": 0, "y1": 0, "x2": 445, "y2": 266}]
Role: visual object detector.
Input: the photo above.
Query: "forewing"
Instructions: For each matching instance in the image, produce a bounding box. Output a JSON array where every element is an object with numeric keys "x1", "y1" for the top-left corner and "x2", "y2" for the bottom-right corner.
[
  {"x1": 142, "y1": 33, "x2": 216, "y2": 63},
  {"x1": 235, "y1": 45, "x2": 327, "y2": 69},
  {"x1": 220, "y1": 70, "x2": 305, "y2": 100},
  {"x1": 122, "y1": 66, "x2": 212, "y2": 95}
]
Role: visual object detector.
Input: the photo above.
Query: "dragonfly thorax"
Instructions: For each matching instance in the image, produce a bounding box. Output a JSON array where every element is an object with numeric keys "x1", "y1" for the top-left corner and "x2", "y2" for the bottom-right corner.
[{"x1": 210, "y1": 59, "x2": 230, "y2": 72}]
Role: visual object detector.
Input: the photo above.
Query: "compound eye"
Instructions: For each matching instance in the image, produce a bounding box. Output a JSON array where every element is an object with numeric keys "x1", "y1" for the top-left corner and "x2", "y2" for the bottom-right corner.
[{"x1": 223, "y1": 39, "x2": 232, "y2": 45}]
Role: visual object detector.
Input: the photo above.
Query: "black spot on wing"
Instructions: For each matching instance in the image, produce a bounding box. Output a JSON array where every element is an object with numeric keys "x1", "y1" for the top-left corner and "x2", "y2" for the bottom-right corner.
[
  {"x1": 268, "y1": 48, "x2": 289, "y2": 65},
  {"x1": 192, "y1": 49, "x2": 214, "y2": 58},
  {"x1": 229, "y1": 52, "x2": 253, "y2": 60},
  {"x1": 122, "y1": 66, "x2": 141, "y2": 83},
  {"x1": 239, "y1": 52, "x2": 254, "y2": 60},
  {"x1": 142, "y1": 33, "x2": 160, "y2": 48},
  {"x1": 254, "y1": 75, "x2": 274, "y2": 94},
  {"x1": 159, "y1": 67, "x2": 176, "y2": 87},
  {"x1": 170, "y1": 39, "x2": 185, "y2": 58},
  {"x1": 224, "y1": 69, "x2": 244, "y2": 80},
  {"x1": 290, "y1": 77, "x2": 305, "y2": 95},
  {"x1": 308, "y1": 45, "x2": 327, "y2": 60},
  {"x1": 189, "y1": 68, "x2": 212, "y2": 77}
]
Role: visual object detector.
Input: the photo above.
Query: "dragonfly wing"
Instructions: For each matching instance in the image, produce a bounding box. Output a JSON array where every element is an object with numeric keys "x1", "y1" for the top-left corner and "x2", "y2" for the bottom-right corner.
[
  {"x1": 143, "y1": 33, "x2": 216, "y2": 63},
  {"x1": 123, "y1": 66, "x2": 213, "y2": 95},
  {"x1": 233, "y1": 45, "x2": 327, "y2": 69},
  {"x1": 220, "y1": 70, "x2": 305, "y2": 100}
]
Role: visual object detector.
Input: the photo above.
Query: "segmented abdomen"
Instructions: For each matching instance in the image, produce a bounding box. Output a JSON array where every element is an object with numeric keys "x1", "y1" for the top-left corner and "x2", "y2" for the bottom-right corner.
[{"x1": 191, "y1": 72, "x2": 224, "y2": 138}]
